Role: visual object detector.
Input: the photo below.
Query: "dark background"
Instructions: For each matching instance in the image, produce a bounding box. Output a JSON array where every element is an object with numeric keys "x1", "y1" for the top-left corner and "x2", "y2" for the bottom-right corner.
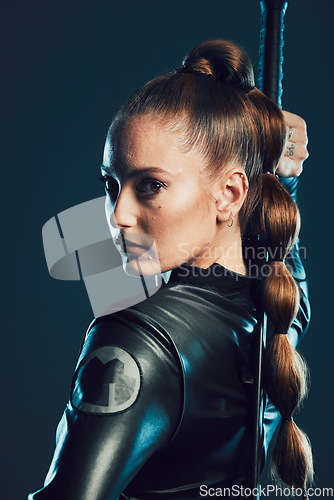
[{"x1": 1, "y1": 0, "x2": 333, "y2": 498}]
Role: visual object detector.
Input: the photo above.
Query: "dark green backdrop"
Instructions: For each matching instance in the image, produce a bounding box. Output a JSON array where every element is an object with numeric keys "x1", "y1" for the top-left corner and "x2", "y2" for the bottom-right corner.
[{"x1": 1, "y1": 0, "x2": 333, "y2": 498}]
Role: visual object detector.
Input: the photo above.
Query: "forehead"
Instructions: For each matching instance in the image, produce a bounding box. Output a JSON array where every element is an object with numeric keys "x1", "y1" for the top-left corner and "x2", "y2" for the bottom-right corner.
[{"x1": 103, "y1": 114, "x2": 184, "y2": 173}]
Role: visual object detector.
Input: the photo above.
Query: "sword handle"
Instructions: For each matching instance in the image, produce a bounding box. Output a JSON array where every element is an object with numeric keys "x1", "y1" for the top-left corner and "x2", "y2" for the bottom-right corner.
[
  {"x1": 251, "y1": 2, "x2": 289, "y2": 497},
  {"x1": 258, "y1": 0, "x2": 288, "y2": 107}
]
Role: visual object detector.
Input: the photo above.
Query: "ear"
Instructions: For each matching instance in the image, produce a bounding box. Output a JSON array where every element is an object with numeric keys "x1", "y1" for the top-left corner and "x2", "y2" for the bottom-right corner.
[{"x1": 214, "y1": 168, "x2": 249, "y2": 224}]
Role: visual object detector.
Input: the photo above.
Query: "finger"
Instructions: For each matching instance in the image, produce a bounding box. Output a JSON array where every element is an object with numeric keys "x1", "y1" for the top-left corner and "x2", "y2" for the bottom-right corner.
[
  {"x1": 284, "y1": 126, "x2": 307, "y2": 146},
  {"x1": 282, "y1": 110, "x2": 307, "y2": 130},
  {"x1": 276, "y1": 156, "x2": 303, "y2": 178},
  {"x1": 277, "y1": 141, "x2": 308, "y2": 177},
  {"x1": 283, "y1": 141, "x2": 309, "y2": 161},
  {"x1": 282, "y1": 111, "x2": 308, "y2": 146},
  {"x1": 286, "y1": 142, "x2": 296, "y2": 157},
  {"x1": 279, "y1": 111, "x2": 309, "y2": 178}
]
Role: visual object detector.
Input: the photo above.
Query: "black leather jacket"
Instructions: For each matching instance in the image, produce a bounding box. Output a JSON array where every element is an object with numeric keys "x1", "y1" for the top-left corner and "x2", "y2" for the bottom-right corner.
[{"x1": 29, "y1": 178, "x2": 310, "y2": 500}]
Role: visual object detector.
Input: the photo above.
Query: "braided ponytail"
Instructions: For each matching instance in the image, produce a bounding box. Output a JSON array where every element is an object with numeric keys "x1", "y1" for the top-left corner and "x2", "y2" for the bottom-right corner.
[
  {"x1": 183, "y1": 41, "x2": 314, "y2": 491},
  {"x1": 259, "y1": 172, "x2": 313, "y2": 489},
  {"x1": 109, "y1": 38, "x2": 313, "y2": 490}
]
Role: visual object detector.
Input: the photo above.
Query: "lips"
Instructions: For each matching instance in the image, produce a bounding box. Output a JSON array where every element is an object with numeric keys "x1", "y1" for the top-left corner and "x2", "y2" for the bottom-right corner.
[
  {"x1": 124, "y1": 244, "x2": 146, "y2": 256},
  {"x1": 114, "y1": 235, "x2": 148, "y2": 254},
  {"x1": 124, "y1": 239, "x2": 147, "y2": 249}
]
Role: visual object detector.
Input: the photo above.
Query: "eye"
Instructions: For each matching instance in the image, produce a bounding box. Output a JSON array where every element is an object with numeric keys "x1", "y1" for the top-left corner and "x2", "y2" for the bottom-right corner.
[
  {"x1": 136, "y1": 178, "x2": 167, "y2": 196},
  {"x1": 99, "y1": 174, "x2": 119, "y2": 200}
]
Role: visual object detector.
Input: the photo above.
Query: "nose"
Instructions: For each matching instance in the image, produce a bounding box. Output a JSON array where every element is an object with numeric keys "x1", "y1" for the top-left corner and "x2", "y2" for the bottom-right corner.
[{"x1": 107, "y1": 186, "x2": 138, "y2": 229}]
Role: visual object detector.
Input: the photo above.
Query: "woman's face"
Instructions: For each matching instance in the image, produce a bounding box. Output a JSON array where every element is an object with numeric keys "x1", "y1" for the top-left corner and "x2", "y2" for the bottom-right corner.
[{"x1": 101, "y1": 114, "x2": 220, "y2": 275}]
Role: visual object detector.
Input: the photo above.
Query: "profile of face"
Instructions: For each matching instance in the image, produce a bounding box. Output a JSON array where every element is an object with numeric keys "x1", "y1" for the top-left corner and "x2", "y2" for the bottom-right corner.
[{"x1": 101, "y1": 114, "x2": 233, "y2": 276}]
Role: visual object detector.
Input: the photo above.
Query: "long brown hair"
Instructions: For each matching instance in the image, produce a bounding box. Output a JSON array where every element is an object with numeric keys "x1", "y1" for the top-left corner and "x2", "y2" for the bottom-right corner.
[{"x1": 109, "y1": 39, "x2": 313, "y2": 490}]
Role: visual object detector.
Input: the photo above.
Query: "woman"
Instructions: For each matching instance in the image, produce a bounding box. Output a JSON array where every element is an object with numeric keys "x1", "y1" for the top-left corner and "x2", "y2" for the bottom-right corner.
[{"x1": 29, "y1": 40, "x2": 312, "y2": 499}]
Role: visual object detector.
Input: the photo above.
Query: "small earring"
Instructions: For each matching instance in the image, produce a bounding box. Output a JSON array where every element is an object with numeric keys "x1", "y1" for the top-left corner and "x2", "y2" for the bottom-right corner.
[
  {"x1": 240, "y1": 173, "x2": 249, "y2": 190},
  {"x1": 226, "y1": 212, "x2": 234, "y2": 227}
]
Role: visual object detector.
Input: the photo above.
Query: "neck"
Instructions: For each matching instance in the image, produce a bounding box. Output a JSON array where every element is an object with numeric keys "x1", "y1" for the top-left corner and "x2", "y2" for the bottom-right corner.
[
  {"x1": 187, "y1": 225, "x2": 247, "y2": 276},
  {"x1": 215, "y1": 238, "x2": 247, "y2": 276}
]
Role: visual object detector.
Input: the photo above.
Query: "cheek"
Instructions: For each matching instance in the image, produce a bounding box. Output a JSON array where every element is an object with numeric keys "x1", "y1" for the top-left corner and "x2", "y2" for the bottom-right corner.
[
  {"x1": 144, "y1": 188, "x2": 213, "y2": 244},
  {"x1": 169, "y1": 186, "x2": 212, "y2": 226}
]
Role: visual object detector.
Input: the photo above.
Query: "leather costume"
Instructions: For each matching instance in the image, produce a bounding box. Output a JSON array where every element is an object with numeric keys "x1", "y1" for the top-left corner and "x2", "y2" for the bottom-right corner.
[{"x1": 29, "y1": 178, "x2": 310, "y2": 500}]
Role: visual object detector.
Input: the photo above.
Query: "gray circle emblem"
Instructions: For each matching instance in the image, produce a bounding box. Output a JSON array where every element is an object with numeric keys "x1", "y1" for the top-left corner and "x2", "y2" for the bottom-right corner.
[{"x1": 71, "y1": 346, "x2": 141, "y2": 414}]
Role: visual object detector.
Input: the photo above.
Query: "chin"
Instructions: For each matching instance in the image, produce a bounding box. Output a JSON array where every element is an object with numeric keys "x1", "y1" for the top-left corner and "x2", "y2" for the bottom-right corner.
[{"x1": 121, "y1": 253, "x2": 162, "y2": 277}]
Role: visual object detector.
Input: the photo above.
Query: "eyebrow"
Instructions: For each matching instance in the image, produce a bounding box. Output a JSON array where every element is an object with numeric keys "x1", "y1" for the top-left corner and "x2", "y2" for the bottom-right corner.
[{"x1": 100, "y1": 165, "x2": 177, "y2": 179}]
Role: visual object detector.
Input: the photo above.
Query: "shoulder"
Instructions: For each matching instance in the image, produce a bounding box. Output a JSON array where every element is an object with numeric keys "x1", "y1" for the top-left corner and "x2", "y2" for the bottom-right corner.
[
  {"x1": 89, "y1": 278, "x2": 252, "y2": 338},
  {"x1": 84, "y1": 279, "x2": 258, "y2": 373},
  {"x1": 72, "y1": 284, "x2": 187, "y2": 418},
  {"x1": 76, "y1": 279, "x2": 258, "y2": 423}
]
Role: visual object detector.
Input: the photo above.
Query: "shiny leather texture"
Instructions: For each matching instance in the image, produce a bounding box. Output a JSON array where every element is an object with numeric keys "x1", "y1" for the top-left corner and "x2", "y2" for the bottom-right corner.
[{"x1": 29, "y1": 179, "x2": 310, "y2": 500}]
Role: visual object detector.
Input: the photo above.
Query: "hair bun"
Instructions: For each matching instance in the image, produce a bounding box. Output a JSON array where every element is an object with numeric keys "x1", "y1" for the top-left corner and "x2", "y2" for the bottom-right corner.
[{"x1": 182, "y1": 39, "x2": 255, "y2": 92}]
